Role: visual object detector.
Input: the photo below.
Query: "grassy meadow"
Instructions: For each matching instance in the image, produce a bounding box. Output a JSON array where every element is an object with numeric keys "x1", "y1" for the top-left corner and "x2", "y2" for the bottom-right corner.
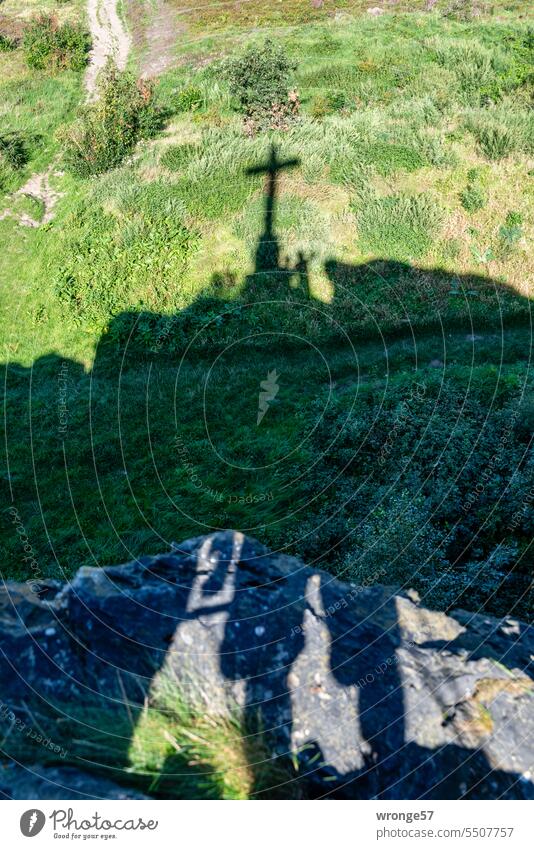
[{"x1": 1, "y1": 0, "x2": 533, "y2": 625}]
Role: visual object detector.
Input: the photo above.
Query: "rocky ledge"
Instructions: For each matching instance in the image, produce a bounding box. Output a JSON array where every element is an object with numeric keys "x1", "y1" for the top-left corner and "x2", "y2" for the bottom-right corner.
[{"x1": 0, "y1": 531, "x2": 532, "y2": 799}]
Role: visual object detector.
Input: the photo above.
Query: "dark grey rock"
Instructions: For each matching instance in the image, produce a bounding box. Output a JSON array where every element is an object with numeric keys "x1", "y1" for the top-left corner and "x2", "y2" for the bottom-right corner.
[
  {"x1": 0, "y1": 764, "x2": 148, "y2": 800},
  {"x1": 0, "y1": 531, "x2": 532, "y2": 799}
]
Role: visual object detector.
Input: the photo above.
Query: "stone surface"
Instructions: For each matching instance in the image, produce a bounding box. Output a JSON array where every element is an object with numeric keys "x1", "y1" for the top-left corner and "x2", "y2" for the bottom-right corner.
[
  {"x1": 0, "y1": 765, "x2": 148, "y2": 800},
  {"x1": 0, "y1": 531, "x2": 532, "y2": 799}
]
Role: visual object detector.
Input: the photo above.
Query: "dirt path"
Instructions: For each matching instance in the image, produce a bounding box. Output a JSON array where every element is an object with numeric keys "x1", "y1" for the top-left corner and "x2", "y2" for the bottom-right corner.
[
  {"x1": 85, "y1": 0, "x2": 131, "y2": 97},
  {"x1": 0, "y1": 168, "x2": 64, "y2": 228},
  {"x1": 140, "y1": 0, "x2": 179, "y2": 78}
]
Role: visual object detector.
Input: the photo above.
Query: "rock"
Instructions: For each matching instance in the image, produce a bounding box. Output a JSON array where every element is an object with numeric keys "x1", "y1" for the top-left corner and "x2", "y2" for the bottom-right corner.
[
  {"x1": 0, "y1": 531, "x2": 532, "y2": 799},
  {"x1": 367, "y1": 7, "x2": 385, "y2": 15},
  {"x1": 0, "y1": 765, "x2": 148, "y2": 800}
]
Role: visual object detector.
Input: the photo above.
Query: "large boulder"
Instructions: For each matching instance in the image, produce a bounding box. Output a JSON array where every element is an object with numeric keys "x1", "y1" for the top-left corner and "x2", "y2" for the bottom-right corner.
[{"x1": 0, "y1": 531, "x2": 532, "y2": 799}]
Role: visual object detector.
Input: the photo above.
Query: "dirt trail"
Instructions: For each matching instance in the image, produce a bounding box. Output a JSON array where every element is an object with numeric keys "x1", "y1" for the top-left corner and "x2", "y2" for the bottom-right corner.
[
  {"x1": 0, "y1": 168, "x2": 64, "y2": 228},
  {"x1": 140, "y1": 0, "x2": 179, "y2": 78},
  {"x1": 85, "y1": 0, "x2": 131, "y2": 97}
]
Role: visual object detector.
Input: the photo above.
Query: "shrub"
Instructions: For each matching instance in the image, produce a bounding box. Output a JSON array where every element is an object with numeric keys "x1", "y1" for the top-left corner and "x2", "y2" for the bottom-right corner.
[
  {"x1": 355, "y1": 193, "x2": 443, "y2": 261},
  {"x1": 225, "y1": 39, "x2": 298, "y2": 130},
  {"x1": 23, "y1": 14, "x2": 90, "y2": 71},
  {"x1": 61, "y1": 66, "x2": 165, "y2": 177}
]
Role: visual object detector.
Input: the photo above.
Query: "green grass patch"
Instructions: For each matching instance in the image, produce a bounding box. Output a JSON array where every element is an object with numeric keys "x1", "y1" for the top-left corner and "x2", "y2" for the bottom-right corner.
[{"x1": 355, "y1": 194, "x2": 444, "y2": 261}]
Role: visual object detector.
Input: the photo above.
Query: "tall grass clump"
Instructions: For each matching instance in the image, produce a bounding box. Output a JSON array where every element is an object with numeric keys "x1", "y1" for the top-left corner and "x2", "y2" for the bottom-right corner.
[
  {"x1": 61, "y1": 66, "x2": 165, "y2": 177},
  {"x1": 128, "y1": 672, "x2": 301, "y2": 799},
  {"x1": 0, "y1": 132, "x2": 28, "y2": 190},
  {"x1": 176, "y1": 130, "x2": 262, "y2": 219},
  {"x1": 465, "y1": 109, "x2": 534, "y2": 159}
]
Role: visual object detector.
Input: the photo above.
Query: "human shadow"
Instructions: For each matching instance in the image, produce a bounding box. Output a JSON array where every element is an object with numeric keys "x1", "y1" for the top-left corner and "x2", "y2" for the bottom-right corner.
[{"x1": 1, "y1": 146, "x2": 533, "y2": 799}]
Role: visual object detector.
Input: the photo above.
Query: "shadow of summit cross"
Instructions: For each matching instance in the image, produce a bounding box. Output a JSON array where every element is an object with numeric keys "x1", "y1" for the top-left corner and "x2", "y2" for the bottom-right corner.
[{"x1": 247, "y1": 144, "x2": 299, "y2": 276}]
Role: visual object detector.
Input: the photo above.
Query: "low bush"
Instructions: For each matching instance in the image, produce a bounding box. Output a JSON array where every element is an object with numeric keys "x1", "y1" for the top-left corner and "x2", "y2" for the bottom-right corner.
[
  {"x1": 61, "y1": 66, "x2": 165, "y2": 177},
  {"x1": 23, "y1": 14, "x2": 90, "y2": 71},
  {"x1": 225, "y1": 39, "x2": 298, "y2": 130}
]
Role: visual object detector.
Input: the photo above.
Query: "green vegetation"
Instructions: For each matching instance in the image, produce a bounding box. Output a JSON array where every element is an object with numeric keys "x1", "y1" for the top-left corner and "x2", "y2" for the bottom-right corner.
[
  {"x1": 1, "y1": 4, "x2": 533, "y2": 631},
  {"x1": 0, "y1": 673, "x2": 300, "y2": 798},
  {"x1": 23, "y1": 13, "x2": 90, "y2": 71},
  {"x1": 355, "y1": 194, "x2": 443, "y2": 261},
  {"x1": 61, "y1": 66, "x2": 164, "y2": 176},
  {"x1": 224, "y1": 39, "x2": 298, "y2": 130}
]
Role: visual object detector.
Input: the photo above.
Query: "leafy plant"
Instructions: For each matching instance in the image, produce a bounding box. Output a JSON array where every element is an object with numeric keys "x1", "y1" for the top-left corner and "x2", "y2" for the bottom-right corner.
[
  {"x1": 496, "y1": 210, "x2": 523, "y2": 258},
  {"x1": 460, "y1": 169, "x2": 487, "y2": 213},
  {"x1": 23, "y1": 14, "x2": 90, "y2": 71},
  {"x1": 61, "y1": 66, "x2": 165, "y2": 177},
  {"x1": 171, "y1": 85, "x2": 203, "y2": 113},
  {"x1": 225, "y1": 39, "x2": 298, "y2": 130}
]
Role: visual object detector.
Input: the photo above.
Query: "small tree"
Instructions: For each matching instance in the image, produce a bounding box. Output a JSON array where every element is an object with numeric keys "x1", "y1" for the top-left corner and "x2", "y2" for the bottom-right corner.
[{"x1": 225, "y1": 39, "x2": 298, "y2": 131}]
